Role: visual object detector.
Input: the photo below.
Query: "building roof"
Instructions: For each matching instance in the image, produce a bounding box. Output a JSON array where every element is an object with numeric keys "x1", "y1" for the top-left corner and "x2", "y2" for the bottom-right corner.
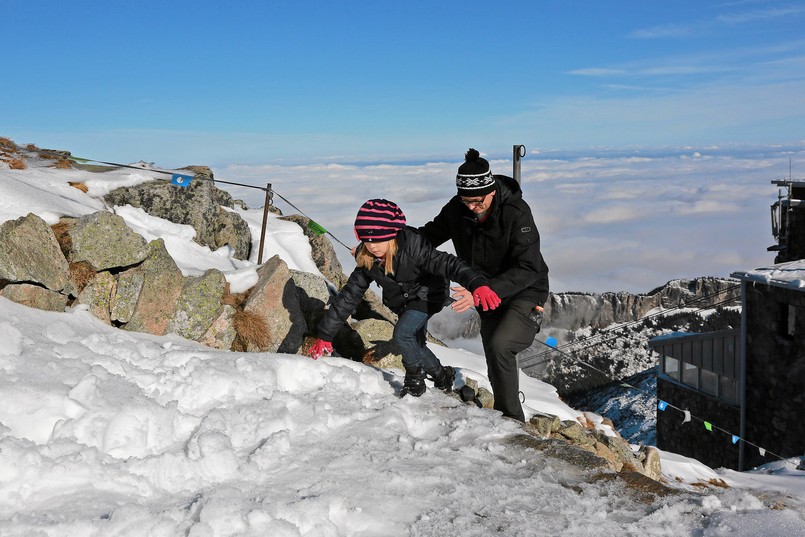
[{"x1": 731, "y1": 259, "x2": 805, "y2": 291}]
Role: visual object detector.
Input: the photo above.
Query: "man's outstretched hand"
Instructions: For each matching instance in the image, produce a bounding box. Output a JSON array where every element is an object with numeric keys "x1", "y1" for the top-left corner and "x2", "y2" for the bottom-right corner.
[{"x1": 473, "y1": 285, "x2": 501, "y2": 311}]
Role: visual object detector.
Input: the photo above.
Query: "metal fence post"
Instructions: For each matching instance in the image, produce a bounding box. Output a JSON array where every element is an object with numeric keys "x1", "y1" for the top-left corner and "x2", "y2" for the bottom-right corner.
[
  {"x1": 513, "y1": 145, "x2": 526, "y2": 184},
  {"x1": 258, "y1": 183, "x2": 272, "y2": 265}
]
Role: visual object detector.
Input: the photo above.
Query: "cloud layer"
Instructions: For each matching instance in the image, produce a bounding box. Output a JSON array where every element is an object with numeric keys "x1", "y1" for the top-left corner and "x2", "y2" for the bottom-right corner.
[{"x1": 215, "y1": 144, "x2": 803, "y2": 294}]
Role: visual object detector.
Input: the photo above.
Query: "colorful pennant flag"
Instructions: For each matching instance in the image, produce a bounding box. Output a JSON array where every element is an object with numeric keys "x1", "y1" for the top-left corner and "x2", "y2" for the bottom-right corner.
[
  {"x1": 657, "y1": 400, "x2": 668, "y2": 411},
  {"x1": 307, "y1": 220, "x2": 327, "y2": 235},
  {"x1": 545, "y1": 336, "x2": 557, "y2": 348},
  {"x1": 171, "y1": 174, "x2": 193, "y2": 188},
  {"x1": 732, "y1": 435, "x2": 740, "y2": 444},
  {"x1": 682, "y1": 410, "x2": 691, "y2": 424},
  {"x1": 759, "y1": 448, "x2": 766, "y2": 457},
  {"x1": 704, "y1": 421, "x2": 713, "y2": 432}
]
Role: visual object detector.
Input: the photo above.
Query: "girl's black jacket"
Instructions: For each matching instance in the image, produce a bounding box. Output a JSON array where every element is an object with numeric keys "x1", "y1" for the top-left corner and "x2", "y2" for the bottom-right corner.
[
  {"x1": 316, "y1": 227, "x2": 488, "y2": 341},
  {"x1": 419, "y1": 175, "x2": 549, "y2": 308}
]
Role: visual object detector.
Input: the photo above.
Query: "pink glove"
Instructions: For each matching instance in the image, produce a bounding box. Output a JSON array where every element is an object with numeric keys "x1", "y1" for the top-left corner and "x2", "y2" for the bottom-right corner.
[
  {"x1": 308, "y1": 339, "x2": 333, "y2": 359},
  {"x1": 473, "y1": 286, "x2": 501, "y2": 311}
]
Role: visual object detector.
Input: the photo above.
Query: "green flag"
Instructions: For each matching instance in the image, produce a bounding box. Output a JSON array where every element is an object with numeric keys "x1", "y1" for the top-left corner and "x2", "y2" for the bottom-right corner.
[
  {"x1": 704, "y1": 421, "x2": 713, "y2": 432},
  {"x1": 308, "y1": 220, "x2": 327, "y2": 236}
]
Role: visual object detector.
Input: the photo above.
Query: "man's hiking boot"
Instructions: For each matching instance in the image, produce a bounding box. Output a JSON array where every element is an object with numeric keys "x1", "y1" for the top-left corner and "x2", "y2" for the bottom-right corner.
[
  {"x1": 399, "y1": 373, "x2": 426, "y2": 397},
  {"x1": 432, "y1": 365, "x2": 455, "y2": 392}
]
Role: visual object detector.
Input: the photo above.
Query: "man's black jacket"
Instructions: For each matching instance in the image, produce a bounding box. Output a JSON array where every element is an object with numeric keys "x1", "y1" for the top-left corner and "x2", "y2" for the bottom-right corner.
[{"x1": 419, "y1": 175, "x2": 549, "y2": 307}]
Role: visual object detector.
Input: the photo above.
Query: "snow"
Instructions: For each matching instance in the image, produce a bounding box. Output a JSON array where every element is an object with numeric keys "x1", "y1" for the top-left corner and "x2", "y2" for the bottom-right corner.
[
  {"x1": 1, "y1": 156, "x2": 804, "y2": 536},
  {"x1": 732, "y1": 259, "x2": 805, "y2": 290}
]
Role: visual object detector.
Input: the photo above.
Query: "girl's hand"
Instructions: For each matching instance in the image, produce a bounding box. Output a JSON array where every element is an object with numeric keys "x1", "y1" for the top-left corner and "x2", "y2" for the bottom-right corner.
[{"x1": 450, "y1": 285, "x2": 475, "y2": 314}]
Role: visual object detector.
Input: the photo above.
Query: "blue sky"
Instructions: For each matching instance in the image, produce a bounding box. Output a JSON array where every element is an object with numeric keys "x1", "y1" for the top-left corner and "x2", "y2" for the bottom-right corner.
[{"x1": 3, "y1": 0, "x2": 805, "y2": 166}]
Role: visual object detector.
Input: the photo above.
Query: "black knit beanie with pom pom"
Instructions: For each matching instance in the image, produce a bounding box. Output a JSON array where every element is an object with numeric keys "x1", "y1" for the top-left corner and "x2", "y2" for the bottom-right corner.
[{"x1": 456, "y1": 148, "x2": 495, "y2": 197}]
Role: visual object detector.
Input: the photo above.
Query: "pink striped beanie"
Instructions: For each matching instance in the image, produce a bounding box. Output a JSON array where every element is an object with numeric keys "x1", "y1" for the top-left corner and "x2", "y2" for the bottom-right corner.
[{"x1": 354, "y1": 199, "x2": 407, "y2": 242}]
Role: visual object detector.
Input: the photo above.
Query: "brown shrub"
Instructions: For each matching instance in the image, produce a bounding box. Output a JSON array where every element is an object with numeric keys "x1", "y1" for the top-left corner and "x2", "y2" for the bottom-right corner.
[
  {"x1": 8, "y1": 158, "x2": 26, "y2": 170},
  {"x1": 25, "y1": 143, "x2": 39, "y2": 151},
  {"x1": 222, "y1": 283, "x2": 250, "y2": 309},
  {"x1": 68, "y1": 181, "x2": 88, "y2": 192},
  {"x1": 233, "y1": 310, "x2": 270, "y2": 349},
  {"x1": 69, "y1": 262, "x2": 97, "y2": 293},
  {"x1": 0, "y1": 137, "x2": 15, "y2": 149},
  {"x1": 53, "y1": 159, "x2": 74, "y2": 169},
  {"x1": 51, "y1": 220, "x2": 74, "y2": 256}
]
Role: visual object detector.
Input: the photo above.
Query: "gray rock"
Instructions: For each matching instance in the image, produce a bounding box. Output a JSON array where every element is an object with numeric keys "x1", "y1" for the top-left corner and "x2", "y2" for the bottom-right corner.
[
  {"x1": 525, "y1": 412, "x2": 562, "y2": 438},
  {"x1": 125, "y1": 239, "x2": 184, "y2": 335},
  {"x1": 351, "y1": 318, "x2": 402, "y2": 368},
  {"x1": 167, "y1": 269, "x2": 227, "y2": 341},
  {"x1": 289, "y1": 269, "x2": 330, "y2": 329},
  {"x1": 0, "y1": 213, "x2": 70, "y2": 291},
  {"x1": 280, "y1": 214, "x2": 346, "y2": 288},
  {"x1": 111, "y1": 268, "x2": 144, "y2": 324},
  {"x1": 243, "y1": 255, "x2": 306, "y2": 353},
  {"x1": 199, "y1": 304, "x2": 238, "y2": 350},
  {"x1": 638, "y1": 445, "x2": 663, "y2": 482},
  {"x1": 0, "y1": 283, "x2": 68, "y2": 312},
  {"x1": 75, "y1": 271, "x2": 116, "y2": 324},
  {"x1": 103, "y1": 173, "x2": 252, "y2": 260},
  {"x1": 545, "y1": 277, "x2": 741, "y2": 331},
  {"x1": 68, "y1": 212, "x2": 148, "y2": 271}
]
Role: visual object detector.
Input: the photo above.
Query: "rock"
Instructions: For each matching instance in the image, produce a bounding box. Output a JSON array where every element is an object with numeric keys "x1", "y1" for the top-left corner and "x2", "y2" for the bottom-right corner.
[
  {"x1": 0, "y1": 213, "x2": 70, "y2": 291},
  {"x1": 638, "y1": 445, "x2": 663, "y2": 482},
  {"x1": 545, "y1": 277, "x2": 741, "y2": 331},
  {"x1": 525, "y1": 412, "x2": 562, "y2": 438},
  {"x1": 167, "y1": 269, "x2": 227, "y2": 341},
  {"x1": 68, "y1": 212, "x2": 148, "y2": 271},
  {"x1": 557, "y1": 419, "x2": 595, "y2": 446},
  {"x1": 75, "y1": 271, "x2": 116, "y2": 323},
  {"x1": 243, "y1": 255, "x2": 306, "y2": 353},
  {"x1": 199, "y1": 304, "x2": 238, "y2": 350},
  {"x1": 352, "y1": 318, "x2": 402, "y2": 368},
  {"x1": 280, "y1": 214, "x2": 346, "y2": 288},
  {"x1": 124, "y1": 239, "x2": 184, "y2": 335},
  {"x1": 111, "y1": 268, "x2": 144, "y2": 324},
  {"x1": 289, "y1": 269, "x2": 331, "y2": 332},
  {"x1": 103, "y1": 175, "x2": 252, "y2": 260},
  {"x1": 0, "y1": 283, "x2": 68, "y2": 312}
]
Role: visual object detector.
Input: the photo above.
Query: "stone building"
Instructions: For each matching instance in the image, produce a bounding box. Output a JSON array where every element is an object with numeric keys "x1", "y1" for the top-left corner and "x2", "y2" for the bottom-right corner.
[{"x1": 650, "y1": 179, "x2": 805, "y2": 471}]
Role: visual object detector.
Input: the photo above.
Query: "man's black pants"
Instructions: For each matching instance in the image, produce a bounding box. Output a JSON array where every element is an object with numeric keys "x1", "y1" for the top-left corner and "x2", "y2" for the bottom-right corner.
[{"x1": 479, "y1": 299, "x2": 541, "y2": 422}]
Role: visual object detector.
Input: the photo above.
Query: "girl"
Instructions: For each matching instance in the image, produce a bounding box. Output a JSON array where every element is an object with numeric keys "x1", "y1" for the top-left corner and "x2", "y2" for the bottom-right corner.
[{"x1": 308, "y1": 199, "x2": 501, "y2": 397}]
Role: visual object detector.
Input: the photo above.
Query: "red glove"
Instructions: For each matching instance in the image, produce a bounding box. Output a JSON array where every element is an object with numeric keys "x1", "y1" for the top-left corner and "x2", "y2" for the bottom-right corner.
[
  {"x1": 308, "y1": 339, "x2": 333, "y2": 359},
  {"x1": 473, "y1": 286, "x2": 501, "y2": 311}
]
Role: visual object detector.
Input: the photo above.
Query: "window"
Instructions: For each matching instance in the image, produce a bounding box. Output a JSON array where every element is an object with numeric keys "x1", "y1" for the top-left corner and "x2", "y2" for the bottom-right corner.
[
  {"x1": 721, "y1": 376, "x2": 738, "y2": 405},
  {"x1": 682, "y1": 362, "x2": 698, "y2": 389},
  {"x1": 663, "y1": 356, "x2": 680, "y2": 380},
  {"x1": 700, "y1": 368, "x2": 718, "y2": 397},
  {"x1": 780, "y1": 303, "x2": 797, "y2": 338}
]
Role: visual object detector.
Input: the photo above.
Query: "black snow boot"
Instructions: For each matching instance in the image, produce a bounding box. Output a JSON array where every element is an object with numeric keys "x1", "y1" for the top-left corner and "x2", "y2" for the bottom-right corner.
[
  {"x1": 399, "y1": 372, "x2": 426, "y2": 397},
  {"x1": 432, "y1": 365, "x2": 456, "y2": 392}
]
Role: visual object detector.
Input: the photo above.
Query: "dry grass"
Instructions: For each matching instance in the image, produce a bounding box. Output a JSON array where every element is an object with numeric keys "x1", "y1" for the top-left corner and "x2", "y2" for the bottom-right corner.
[
  {"x1": 8, "y1": 157, "x2": 26, "y2": 170},
  {"x1": 69, "y1": 262, "x2": 97, "y2": 293},
  {"x1": 0, "y1": 137, "x2": 15, "y2": 150},
  {"x1": 68, "y1": 181, "x2": 88, "y2": 192},
  {"x1": 25, "y1": 143, "x2": 39, "y2": 151},
  {"x1": 233, "y1": 310, "x2": 270, "y2": 350},
  {"x1": 52, "y1": 158, "x2": 74, "y2": 169},
  {"x1": 51, "y1": 220, "x2": 74, "y2": 256},
  {"x1": 221, "y1": 282, "x2": 250, "y2": 309},
  {"x1": 690, "y1": 478, "x2": 730, "y2": 489}
]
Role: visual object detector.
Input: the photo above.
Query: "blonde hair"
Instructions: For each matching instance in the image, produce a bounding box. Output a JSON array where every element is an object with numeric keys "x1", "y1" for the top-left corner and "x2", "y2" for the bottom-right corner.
[{"x1": 356, "y1": 240, "x2": 398, "y2": 276}]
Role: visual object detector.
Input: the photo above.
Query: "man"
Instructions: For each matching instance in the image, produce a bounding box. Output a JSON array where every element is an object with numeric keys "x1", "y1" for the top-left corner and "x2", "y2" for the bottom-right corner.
[{"x1": 419, "y1": 148, "x2": 549, "y2": 422}]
